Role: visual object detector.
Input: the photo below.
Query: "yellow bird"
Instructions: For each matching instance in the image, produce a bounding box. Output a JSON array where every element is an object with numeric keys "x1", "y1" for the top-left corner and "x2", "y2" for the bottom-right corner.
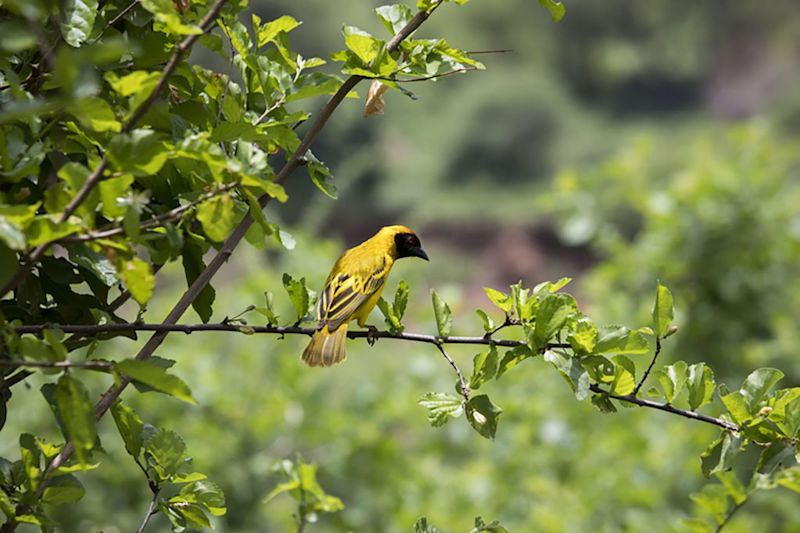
[{"x1": 302, "y1": 225, "x2": 429, "y2": 367}]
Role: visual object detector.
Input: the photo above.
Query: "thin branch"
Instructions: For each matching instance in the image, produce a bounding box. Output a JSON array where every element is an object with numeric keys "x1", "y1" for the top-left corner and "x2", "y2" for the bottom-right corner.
[
  {"x1": 0, "y1": 0, "x2": 230, "y2": 300},
  {"x1": 33, "y1": 1, "x2": 449, "y2": 486},
  {"x1": 93, "y1": 0, "x2": 140, "y2": 44},
  {"x1": 715, "y1": 497, "x2": 747, "y2": 532},
  {"x1": 11, "y1": 322, "x2": 542, "y2": 348},
  {"x1": 466, "y1": 48, "x2": 513, "y2": 55},
  {"x1": 634, "y1": 337, "x2": 661, "y2": 396},
  {"x1": 384, "y1": 66, "x2": 480, "y2": 83},
  {"x1": 58, "y1": 183, "x2": 239, "y2": 243},
  {"x1": 434, "y1": 342, "x2": 470, "y2": 404},
  {"x1": 135, "y1": 488, "x2": 161, "y2": 533},
  {"x1": 0, "y1": 360, "x2": 113, "y2": 371},
  {"x1": 484, "y1": 315, "x2": 518, "y2": 339},
  {"x1": 589, "y1": 384, "x2": 740, "y2": 433}
]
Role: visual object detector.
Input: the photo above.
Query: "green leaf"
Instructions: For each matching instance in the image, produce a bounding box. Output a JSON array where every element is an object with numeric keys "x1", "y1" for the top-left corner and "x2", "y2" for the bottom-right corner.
[
  {"x1": 54, "y1": 374, "x2": 97, "y2": 466},
  {"x1": 41, "y1": 474, "x2": 85, "y2": 504},
  {"x1": 111, "y1": 401, "x2": 144, "y2": 458},
  {"x1": 377, "y1": 297, "x2": 402, "y2": 333},
  {"x1": 375, "y1": 4, "x2": 414, "y2": 35},
  {"x1": 475, "y1": 309, "x2": 494, "y2": 333},
  {"x1": 690, "y1": 484, "x2": 729, "y2": 525},
  {"x1": 19, "y1": 433, "x2": 41, "y2": 492},
  {"x1": 0, "y1": 216, "x2": 26, "y2": 250},
  {"x1": 545, "y1": 350, "x2": 589, "y2": 400},
  {"x1": 431, "y1": 289, "x2": 452, "y2": 338},
  {"x1": 61, "y1": 0, "x2": 99, "y2": 47},
  {"x1": 196, "y1": 193, "x2": 239, "y2": 242},
  {"x1": 418, "y1": 392, "x2": 463, "y2": 427},
  {"x1": 595, "y1": 326, "x2": 650, "y2": 355},
  {"x1": 139, "y1": 0, "x2": 201, "y2": 35},
  {"x1": 652, "y1": 282, "x2": 674, "y2": 338},
  {"x1": 591, "y1": 393, "x2": 617, "y2": 413},
  {"x1": 115, "y1": 359, "x2": 196, "y2": 404},
  {"x1": 740, "y1": 368, "x2": 784, "y2": 412},
  {"x1": 496, "y1": 345, "x2": 534, "y2": 379},
  {"x1": 98, "y1": 175, "x2": 134, "y2": 218},
  {"x1": 538, "y1": 0, "x2": 566, "y2": 22},
  {"x1": 700, "y1": 431, "x2": 742, "y2": 478},
  {"x1": 343, "y1": 26, "x2": 383, "y2": 65},
  {"x1": 282, "y1": 273, "x2": 316, "y2": 322},
  {"x1": 782, "y1": 397, "x2": 800, "y2": 438},
  {"x1": 143, "y1": 427, "x2": 187, "y2": 480},
  {"x1": 532, "y1": 293, "x2": 576, "y2": 349},
  {"x1": 469, "y1": 345, "x2": 498, "y2": 390},
  {"x1": 182, "y1": 238, "x2": 216, "y2": 323},
  {"x1": 305, "y1": 151, "x2": 337, "y2": 199},
  {"x1": 715, "y1": 471, "x2": 747, "y2": 505},
  {"x1": 567, "y1": 318, "x2": 598, "y2": 354},
  {"x1": 415, "y1": 517, "x2": 442, "y2": 533},
  {"x1": 393, "y1": 280, "x2": 409, "y2": 320},
  {"x1": 687, "y1": 363, "x2": 716, "y2": 410},
  {"x1": 105, "y1": 70, "x2": 161, "y2": 97},
  {"x1": 68, "y1": 96, "x2": 121, "y2": 132},
  {"x1": 484, "y1": 287, "x2": 512, "y2": 314},
  {"x1": 466, "y1": 394, "x2": 502, "y2": 439},
  {"x1": 254, "y1": 291, "x2": 279, "y2": 326},
  {"x1": 256, "y1": 15, "x2": 301, "y2": 47},
  {"x1": 654, "y1": 361, "x2": 688, "y2": 404},
  {"x1": 719, "y1": 390, "x2": 750, "y2": 425},
  {"x1": 610, "y1": 355, "x2": 636, "y2": 396},
  {"x1": 118, "y1": 256, "x2": 154, "y2": 305},
  {"x1": 471, "y1": 516, "x2": 509, "y2": 533},
  {"x1": 107, "y1": 129, "x2": 170, "y2": 176}
]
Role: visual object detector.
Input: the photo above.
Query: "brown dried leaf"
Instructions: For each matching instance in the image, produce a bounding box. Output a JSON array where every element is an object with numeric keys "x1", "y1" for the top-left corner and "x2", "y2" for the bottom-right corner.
[{"x1": 363, "y1": 81, "x2": 389, "y2": 118}]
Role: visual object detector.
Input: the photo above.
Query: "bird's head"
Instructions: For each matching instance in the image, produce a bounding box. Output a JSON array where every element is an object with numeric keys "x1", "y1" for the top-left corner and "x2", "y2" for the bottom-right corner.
[{"x1": 381, "y1": 225, "x2": 429, "y2": 261}]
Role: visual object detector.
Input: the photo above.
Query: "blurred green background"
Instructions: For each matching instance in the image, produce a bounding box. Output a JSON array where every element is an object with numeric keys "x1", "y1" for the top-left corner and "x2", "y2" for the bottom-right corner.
[{"x1": 6, "y1": 0, "x2": 800, "y2": 530}]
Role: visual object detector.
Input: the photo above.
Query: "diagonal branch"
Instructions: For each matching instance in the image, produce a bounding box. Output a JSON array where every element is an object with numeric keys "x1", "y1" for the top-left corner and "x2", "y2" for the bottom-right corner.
[
  {"x1": 0, "y1": 0, "x2": 231, "y2": 300},
  {"x1": 589, "y1": 384, "x2": 740, "y2": 432},
  {"x1": 33, "y1": 0, "x2": 445, "y2": 489}
]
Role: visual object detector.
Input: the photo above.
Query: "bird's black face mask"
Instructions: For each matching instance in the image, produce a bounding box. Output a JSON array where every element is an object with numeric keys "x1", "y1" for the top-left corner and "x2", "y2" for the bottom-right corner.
[{"x1": 395, "y1": 232, "x2": 429, "y2": 261}]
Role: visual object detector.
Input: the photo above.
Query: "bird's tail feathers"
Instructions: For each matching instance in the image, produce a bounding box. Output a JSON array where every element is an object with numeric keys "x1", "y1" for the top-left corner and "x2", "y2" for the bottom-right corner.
[{"x1": 302, "y1": 324, "x2": 348, "y2": 367}]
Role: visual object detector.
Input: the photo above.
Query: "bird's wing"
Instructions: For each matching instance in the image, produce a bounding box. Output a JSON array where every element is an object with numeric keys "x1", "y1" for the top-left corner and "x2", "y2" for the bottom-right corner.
[{"x1": 318, "y1": 259, "x2": 388, "y2": 332}]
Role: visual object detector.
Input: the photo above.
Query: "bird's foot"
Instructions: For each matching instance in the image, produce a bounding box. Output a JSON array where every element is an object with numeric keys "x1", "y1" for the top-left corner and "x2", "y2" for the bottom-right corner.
[{"x1": 365, "y1": 325, "x2": 379, "y2": 346}]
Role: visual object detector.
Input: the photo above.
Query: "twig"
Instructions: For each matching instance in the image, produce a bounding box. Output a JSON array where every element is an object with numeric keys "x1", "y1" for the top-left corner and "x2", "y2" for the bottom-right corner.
[
  {"x1": 589, "y1": 384, "x2": 740, "y2": 433},
  {"x1": 0, "y1": 360, "x2": 112, "y2": 370},
  {"x1": 58, "y1": 183, "x2": 239, "y2": 243},
  {"x1": 483, "y1": 315, "x2": 517, "y2": 339},
  {"x1": 93, "y1": 0, "x2": 140, "y2": 44},
  {"x1": 715, "y1": 497, "x2": 746, "y2": 532},
  {"x1": 32, "y1": 1, "x2": 452, "y2": 488},
  {"x1": 434, "y1": 342, "x2": 469, "y2": 404},
  {"x1": 466, "y1": 48, "x2": 513, "y2": 55},
  {"x1": 0, "y1": 0, "x2": 231, "y2": 300},
  {"x1": 383, "y1": 66, "x2": 479, "y2": 83},
  {"x1": 135, "y1": 488, "x2": 161, "y2": 533},
  {"x1": 11, "y1": 322, "x2": 540, "y2": 348},
  {"x1": 634, "y1": 337, "x2": 661, "y2": 396}
]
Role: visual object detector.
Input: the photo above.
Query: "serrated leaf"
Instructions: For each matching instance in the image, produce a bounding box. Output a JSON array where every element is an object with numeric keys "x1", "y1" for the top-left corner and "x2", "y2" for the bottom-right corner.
[
  {"x1": 418, "y1": 392, "x2": 463, "y2": 427},
  {"x1": 610, "y1": 355, "x2": 636, "y2": 395},
  {"x1": 196, "y1": 193, "x2": 239, "y2": 242},
  {"x1": 652, "y1": 282, "x2": 674, "y2": 338},
  {"x1": 532, "y1": 293, "x2": 576, "y2": 349},
  {"x1": 115, "y1": 359, "x2": 196, "y2": 404},
  {"x1": 466, "y1": 394, "x2": 502, "y2": 439},
  {"x1": 343, "y1": 26, "x2": 382, "y2": 65},
  {"x1": 469, "y1": 345, "x2": 498, "y2": 390},
  {"x1": 431, "y1": 289, "x2": 452, "y2": 338},
  {"x1": 567, "y1": 318, "x2": 597, "y2": 354},
  {"x1": 144, "y1": 427, "x2": 187, "y2": 480},
  {"x1": 54, "y1": 375, "x2": 97, "y2": 466},
  {"x1": 393, "y1": 280, "x2": 409, "y2": 320},
  {"x1": 111, "y1": 401, "x2": 144, "y2": 459},
  {"x1": 687, "y1": 363, "x2": 716, "y2": 410},
  {"x1": 471, "y1": 516, "x2": 508, "y2": 533},
  {"x1": 283, "y1": 273, "x2": 315, "y2": 322},
  {"x1": 375, "y1": 5, "x2": 414, "y2": 35}
]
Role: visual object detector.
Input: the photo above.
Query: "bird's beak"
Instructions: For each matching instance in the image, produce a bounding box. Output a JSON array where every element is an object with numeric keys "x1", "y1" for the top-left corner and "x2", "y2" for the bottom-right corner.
[{"x1": 412, "y1": 247, "x2": 429, "y2": 261}]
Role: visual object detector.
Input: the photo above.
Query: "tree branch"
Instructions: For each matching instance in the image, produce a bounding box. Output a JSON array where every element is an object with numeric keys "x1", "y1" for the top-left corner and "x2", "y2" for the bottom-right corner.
[
  {"x1": 10, "y1": 322, "x2": 535, "y2": 348},
  {"x1": 0, "y1": 360, "x2": 112, "y2": 371},
  {"x1": 58, "y1": 182, "x2": 239, "y2": 244},
  {"x1": 589, "y1": 384, "x2": 740, "y2": 433},
  {"x1": 0, "y1": 0, "x2": 230, "y2": 300},
  {"x1": 32, "y1": 0, "x2": 448, "y2": 489},
  {"x1": 634, "y1": 336, "x2": 661, "y2": 396},
  {"x1": 135, "y1": 488, "x2": 161, "y2": 533}
]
